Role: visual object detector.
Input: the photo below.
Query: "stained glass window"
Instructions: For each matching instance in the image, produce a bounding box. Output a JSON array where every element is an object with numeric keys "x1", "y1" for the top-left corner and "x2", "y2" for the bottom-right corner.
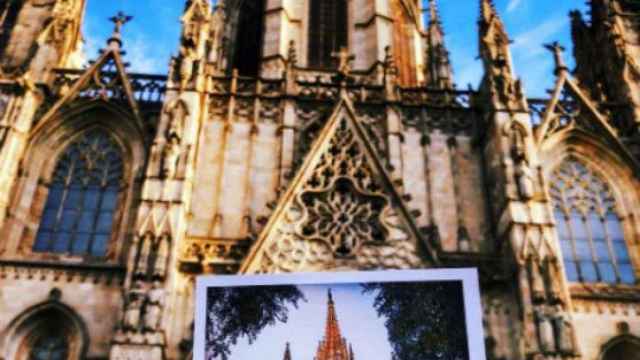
[
  {"x1": 231, "y1": 0, "x2": 265, "y2": 76},
  {"x1": 29, "y1": 333, "x2": 69, "y2": 360},
  {"x1": 391, "y1": 0, "x2": 417, "y2": 86},
  {"x1": 308, "y1": 0, "x2": 348, "y2": 69},
  {"x1": 550, "y1": 158, "x2": 635, "y2": 285},
  {"x1": 33, "y1": 130, "x2": 124, "y2": 257}
]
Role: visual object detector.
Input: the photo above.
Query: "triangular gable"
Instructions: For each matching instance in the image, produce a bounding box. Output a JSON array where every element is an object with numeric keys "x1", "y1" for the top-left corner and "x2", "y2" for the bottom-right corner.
[
  {"x1": 30, "y1": 45, "x2": 142, "y2": 136},
  {"x1": 534, "y1": 72, "x2": 640, "y2": 169},
  {"x1": 240, "y1": 96, "x2": 437, "y2": 274}
]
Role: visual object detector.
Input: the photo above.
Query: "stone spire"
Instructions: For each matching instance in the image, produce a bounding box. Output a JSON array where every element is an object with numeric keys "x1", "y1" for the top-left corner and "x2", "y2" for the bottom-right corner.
[
  {"x1": 478, "y1": 0, "x2": 514, "y2": 77},
  {"x1": 315, "y1": 289, "x2": 352, "y2": 360},
  {"x1": 478, "y1": 0, "x2": 525, "y2": 110},
  {"x1": 283, "y1": 342, "x2": 292, "y2": 360},
  {"x1": 424, "y1": 0, "x2": 453, "y2": 89}
]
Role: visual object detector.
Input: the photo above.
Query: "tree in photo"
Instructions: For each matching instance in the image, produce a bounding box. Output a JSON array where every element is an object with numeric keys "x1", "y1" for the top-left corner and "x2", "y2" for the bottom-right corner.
[
  {"x1": 363, "y1": 281, "x2": 469, "y2": 360},
  {"x1": 205, "y1": 285, "x2": 305, "y2": 360}
]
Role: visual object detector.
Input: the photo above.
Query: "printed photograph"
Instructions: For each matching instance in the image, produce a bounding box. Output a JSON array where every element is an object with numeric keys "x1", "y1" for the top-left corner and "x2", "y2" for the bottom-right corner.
[{"x1": 194, "y1": 270, "x2": 484, "y2": 360}]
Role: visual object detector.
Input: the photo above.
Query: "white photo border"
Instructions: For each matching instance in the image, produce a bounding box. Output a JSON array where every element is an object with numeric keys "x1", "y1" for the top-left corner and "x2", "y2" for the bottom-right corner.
[{"x1": 194, "y1": 268, "x2": 486, "y2": 360}]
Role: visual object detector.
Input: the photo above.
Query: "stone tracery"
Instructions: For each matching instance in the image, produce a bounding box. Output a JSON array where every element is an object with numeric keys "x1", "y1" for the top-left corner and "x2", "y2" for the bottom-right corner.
[
  {"x1": 550, "y1": 157, "x2": 635, "y2": 284},
  {"x1": 250, "y1": 109, "x2": 424, "y2": 273}
]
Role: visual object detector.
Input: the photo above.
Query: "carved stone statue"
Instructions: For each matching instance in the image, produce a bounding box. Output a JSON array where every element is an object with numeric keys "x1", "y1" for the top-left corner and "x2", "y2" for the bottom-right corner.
[
  {"x1": 535, "y1": 306, "x2": 555, "y2": 353},
  {"x1": 143, "y1": 282, "x2": 165, "y2": 332},
  {"x1": 165, "y1": 100, "x2": 187, "y2": 143},
  {"x1": 530, "y1": 259, "x2": 546, "y2": 302},
  {"x1": 123, "y1": 281, "x2": 145, "y2": 331},
  {"x1": 161, "y1": 136, "x2": 181, "y2": 179},
  {"x1": 1, "y1": 0, "x2": 56, "y2": 74},
  {"x1": 29, "y1": 4, "x2": 73, "y2": 80},
  {"x1": 152, "y1": 235, "x2": 169, "y2": 279},
  {"x1": 553, "y1": 305, "x2": 576, "y2": 354},
  {"x1": 134, "y1": 234, "x2": 152, "y2": 278},
  {"x1": 545, "y1": 260, "x2": 563, "y2": 303},
  {"x1": 179, "y1": 45, "x2": 198, "y2": 89},
  {"x1": 515, "y1": 157, "x2": 535, "y2": 200}
]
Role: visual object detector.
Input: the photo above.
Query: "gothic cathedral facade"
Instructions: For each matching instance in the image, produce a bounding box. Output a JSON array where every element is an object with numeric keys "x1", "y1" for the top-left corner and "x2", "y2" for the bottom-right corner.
[{"x1": 0, "y1": 0, "x2": 639, "y2": 359}]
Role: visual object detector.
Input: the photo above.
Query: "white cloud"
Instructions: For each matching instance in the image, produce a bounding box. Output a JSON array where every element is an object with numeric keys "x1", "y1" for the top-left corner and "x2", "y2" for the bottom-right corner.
[
  {"x1": 124, "y1": 36, "x2": 165, "y2": 73},
  {"x1": 507, "y1": 0, "x2": 523, "y2": 13},
  {"x1": 511, "y1": 16, "x2": 568, "y2": 59},
  {"x1": 509, "y1": 17, "x2": 569, "y2": 96}
]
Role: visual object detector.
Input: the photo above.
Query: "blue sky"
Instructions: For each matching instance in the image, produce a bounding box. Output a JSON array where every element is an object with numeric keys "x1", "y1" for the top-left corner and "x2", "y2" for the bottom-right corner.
[
  {"x1": 82, "y1": 0, "x2": 589, "y2": 97},
  {"x1": 228, "y1": 284, "x2": 393, "y2": 360}
]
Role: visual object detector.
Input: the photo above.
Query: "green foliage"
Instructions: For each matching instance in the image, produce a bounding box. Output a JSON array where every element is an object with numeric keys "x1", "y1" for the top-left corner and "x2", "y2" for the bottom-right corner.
[
  {"x1": 362, "y1": 281, "x2": 469, "y2": 360},
  {"x1": 205, "y1": 285, "x2": 305, "y2": 360}
]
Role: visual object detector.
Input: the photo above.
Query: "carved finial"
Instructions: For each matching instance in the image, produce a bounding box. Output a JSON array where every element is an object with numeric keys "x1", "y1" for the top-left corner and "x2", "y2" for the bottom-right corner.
[
  {"x1": 429, "y1": 0, "x2": 441, "y2": 25},
  {"x1": 331, "y1": 46, "x2": 355, "y2": 77},
  {"x1": 107, "y1": 11, "x2": 133, "y2": 49},
  {"x1": 287, "y1": 40, "x2": 297, "y2": 67},
  {"x1": 544, "y1": 41, "x2": 568, "y2": 75},
  {"x1": 384, "y1": 46, "x2": 395, "y2": 69},
  {"x1": 425, "y1": 0, "x2": 453, "y2": 89},
  {"x1": 480, "y1": 0, "x2": 498, "y2": 22}
]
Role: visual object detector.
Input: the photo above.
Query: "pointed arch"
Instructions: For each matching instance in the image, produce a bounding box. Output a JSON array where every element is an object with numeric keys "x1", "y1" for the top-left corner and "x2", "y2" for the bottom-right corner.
[
  {"x1": 32, "y1": 129, "x2": 124, "y2": 257},
  {"x1": 230, "y1": 0, "x2": 266, "y2": 76},
  {"x1": 0, "y1": 0, "x2": 23, "y2": 55},
  {"x1": 600, "y1": 335, "x2": 640, "y2": 360},
  {"x1": 1, "y1": 300, "x2": 89, "y2": 360},
  {"x1": 541, "y1": 131, "x2": 640, "y2": 285},
  {"x1": 1, "y1": 101, "x2": 147, "y2": 262},
  {"x1": 307, "y1": 0, "x2": 348, "y2": 69},
  {"x1": 549, "y1": 156, "x2": 635, "y2": 284},
  {"x1": 391, "y1": 0, "x2": 417, "y2": 86}
]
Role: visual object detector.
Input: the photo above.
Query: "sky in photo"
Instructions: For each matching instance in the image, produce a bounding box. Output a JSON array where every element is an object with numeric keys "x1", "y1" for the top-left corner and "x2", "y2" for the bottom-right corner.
[
  {"x1": 227, "y1": 283, "x2": 394, "y2": 360},
  {"x1": 82, "y1": 0, "x2": 590, "y2": 97}
]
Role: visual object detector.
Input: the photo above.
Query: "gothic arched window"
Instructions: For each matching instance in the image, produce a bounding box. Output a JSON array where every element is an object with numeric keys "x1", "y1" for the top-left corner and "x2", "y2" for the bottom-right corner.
[
  {"x1": 231, "y1": 0, "x2": 266, "y2": 76},
  {"x1": 602, "y1": 338, "x2": 640, "y2": 360},
  {"x1": 308, "y1": 0, "x2": 348, "y2": 69},
  {"x1": 391, "y1": 0, "x2": 416, "y2": 86},
  {"x1": 550, "y1": 158, "x2": 635, "y2": 285},
  {"x1": 32, "y1": 129, "x2": 124, "y2": 257},
  {"x1": 29, "y1": 331, "x2": 69, "y2": 360},
  {"x1": 0, "y1": 0, "x2": 22, "y2": 55}
]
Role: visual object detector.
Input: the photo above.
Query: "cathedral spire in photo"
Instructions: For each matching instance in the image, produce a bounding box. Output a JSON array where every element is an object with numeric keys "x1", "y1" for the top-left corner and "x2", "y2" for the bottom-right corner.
[
  {"x1": 281, "y1": 290, "x2": 356, "y2": 360},
  {"x1": 0, "y1": 1, "x2": 639, "y2": 359}
]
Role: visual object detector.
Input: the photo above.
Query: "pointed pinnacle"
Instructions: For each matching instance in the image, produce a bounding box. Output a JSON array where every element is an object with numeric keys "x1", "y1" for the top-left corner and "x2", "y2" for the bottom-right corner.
[
  {"x1": 480, "y1": 0, "x2": 498, "y2": 22},
  {"x1": 428, "y1": 0, "x2": 440, "y2": 25}
]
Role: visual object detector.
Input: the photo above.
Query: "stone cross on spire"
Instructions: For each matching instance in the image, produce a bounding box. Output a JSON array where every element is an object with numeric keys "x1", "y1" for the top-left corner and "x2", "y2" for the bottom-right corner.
[
  {"x1": 107, "y1": 11, "x2": 133, "y2": 49},
  {"x1": 544, "y1": 41, "x2": 568, "y2": 74},
  {"x1": 110, "y1": 11, "x2": 133, "y2": 36}
]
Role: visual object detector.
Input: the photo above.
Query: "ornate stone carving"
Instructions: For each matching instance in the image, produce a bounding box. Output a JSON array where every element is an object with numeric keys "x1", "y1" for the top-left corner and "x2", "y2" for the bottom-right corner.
[
  {"x1": 134, "y1": 234, "x2": 171, "y2": 281},
  {"x1": 161, "y1": 100, "x2": 188, "y2": 179},
  {"x1": 0, "y1": 0, "x2": 56, "y2": 76},
  {"x1": 534, "y1": 306, "x2": 555, "y2": 353},
  {"x1": 242, "y1": 101, "x2": 429, "y2": 273},
  {"x1": 552, "y1": 305, "x2": 576, "y2": 355},
  {"x1": 123, "y1": 281, "x2": 145, "y2": 331},
  {"x1": 143, "y1": 282, "x2": 164, "y2": 332}
]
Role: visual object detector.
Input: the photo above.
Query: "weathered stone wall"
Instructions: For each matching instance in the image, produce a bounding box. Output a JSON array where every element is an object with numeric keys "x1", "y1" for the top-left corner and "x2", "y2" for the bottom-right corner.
[{"x1": 0, "y1": 273, "x2": 123, "y2": 359}]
